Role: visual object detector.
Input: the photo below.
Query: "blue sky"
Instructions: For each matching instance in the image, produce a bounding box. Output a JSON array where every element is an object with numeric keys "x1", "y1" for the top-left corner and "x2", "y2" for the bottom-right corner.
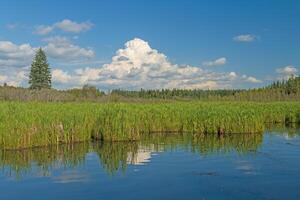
[{"x1": 0, "y1": 0, "x2": 299, "y2": 90}]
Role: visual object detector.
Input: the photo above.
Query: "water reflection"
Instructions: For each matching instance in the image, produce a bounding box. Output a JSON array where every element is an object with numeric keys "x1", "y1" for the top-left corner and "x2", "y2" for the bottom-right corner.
[
  {"x1": 52, "y1": 170, "x2": 90, "y2": 184},
  {"x1": 266, "y1": 124, "x2": 300, "y2": 140},
  {"x1": 0, "y1": 143, "x2": 89, "y2": 179},
  {"x1": 0, "y1": 132, "x2": 270, "y2": 179}
]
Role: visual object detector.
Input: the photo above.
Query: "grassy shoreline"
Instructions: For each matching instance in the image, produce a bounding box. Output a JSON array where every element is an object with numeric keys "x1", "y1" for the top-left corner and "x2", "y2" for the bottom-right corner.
[{"x1": 0, "y1": 101, "x2": 299, "y2": 149}]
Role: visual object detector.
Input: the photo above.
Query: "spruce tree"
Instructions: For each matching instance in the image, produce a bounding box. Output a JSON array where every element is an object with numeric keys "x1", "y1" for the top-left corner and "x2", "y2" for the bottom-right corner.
[{"x1": 29, "y1": 48, "x2": 52, "y2": 89}]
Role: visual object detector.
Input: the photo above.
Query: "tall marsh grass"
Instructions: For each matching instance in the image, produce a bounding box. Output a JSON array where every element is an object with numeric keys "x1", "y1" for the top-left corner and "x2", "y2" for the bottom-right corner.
[{"x1": 0, "y1": 102, "x2": 299, "y2": 149}]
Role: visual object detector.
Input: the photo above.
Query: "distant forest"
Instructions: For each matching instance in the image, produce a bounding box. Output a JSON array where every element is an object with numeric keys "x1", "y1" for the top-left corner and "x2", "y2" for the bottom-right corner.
[
  {"x1": 111, "y1": 76, "x2": 300, "y2": 101},
  {"x1": 0, "y1": 76, "x2": 299, "y2": 102}
]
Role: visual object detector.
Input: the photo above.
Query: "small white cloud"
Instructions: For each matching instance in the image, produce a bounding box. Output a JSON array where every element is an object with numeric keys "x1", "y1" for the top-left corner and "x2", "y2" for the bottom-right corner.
[
  {"x1": 42, "y1": 36, "x2": 70, "y2": 44},
  {"x1": 35, "y1": 25, "x2": 54, "y2": 35},
  {"x1": 34, "y1": 19, "x2": 93, "y2": 35},
  {"x1": 0, "y1": 41, "x2": 36, "y2": 67},
  {"x1": 276, "y1": 65, "x2": 298, "y2": 75},
  {"x1": 233, "y1": 34, "x2": 257, "y2": 42},
  {"x1": 6, "y1": 23, "x2": 19, "y2": 30},
  {"x1": 0, "y1": 70, "x2": 27, "y2": 87},
  {"x1": 179, "y1": 80, "x2": 219, "y2": 90},
  {"x1": 245, "y1": 76, "x2": 262, "y2": 83},
  {"x1": 241, "y1": 74, "x2": 261, "y2": 83},
  {"x1": 0, "y1": 38, "x2": 94, "y2": 67},
  {"x1": 52, "y1": 69, "x2": 72, "y2": 83},
  {"x1": 6, "y1": 23, "x2": 28, "y2": 31},
  {"x1": 276, "y1": 65, "x2": 298, "y2": 80},
  {"x1": 203, "y1": 57, "x2": 227, "y2": 67},
  {"x1": 54, "y1": 19, "x2": 93, "y2": 33},
  {"x1": 43, "y1": 36, "x2": 95, "y2": 61},
  {"x1": 75, "y1": 67, "x2": 101, "y2": 84},
  {"x1": 229, "y1": 72, "x2": 237, "y2": 80}
]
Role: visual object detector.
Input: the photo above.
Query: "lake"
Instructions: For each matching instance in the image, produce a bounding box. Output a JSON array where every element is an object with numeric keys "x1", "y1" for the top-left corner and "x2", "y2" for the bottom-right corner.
[{"x1": 1, "y1": 126, "x2": 300, "y2": 200}]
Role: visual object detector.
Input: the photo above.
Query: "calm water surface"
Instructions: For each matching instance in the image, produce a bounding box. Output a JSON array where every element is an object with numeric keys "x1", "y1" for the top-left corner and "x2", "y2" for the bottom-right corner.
[{"x1": 1, "y1": 127, "x2": 300, "y2": 200}]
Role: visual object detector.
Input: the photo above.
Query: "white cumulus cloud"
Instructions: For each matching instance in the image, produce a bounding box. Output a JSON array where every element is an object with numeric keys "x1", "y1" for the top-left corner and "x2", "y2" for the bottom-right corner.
[
  {"x1": 52, "y1": 69, "x2": 72, "y2": 83},
  {"x1": 241, "y1": 75, "x2": 262, "y2": 83},
  {"x1": 246, "y1": 76, "x2": 262, "y2": 83},
  {"x1": 35, "y1": 19, "x2": 93, "y2": 35},
  {"x1": 233, "y1": 34, "x2": 257, "y2": 42},
  {"x1": 0, "y1": 70, "x2": 27, "y2": 87},
  {"x1": 57, "y1": 38, "x2": 260, "y2": 90},
  {"x1": 203, "y1": 57, "x2": 227, "y2": 67},
  {"x1": 54, "y1": 19, "x2": 93, "y2": 33},
  {"x1": 43, "y1": 36, "x2": 95, "y2": 61},
  {"x1": 0, "y1": 41, "x2": 36, "y2": 67},
  {"x1": 35, "y1": 25, "x2": 54, "y2": 35},
  {"x1": 75, "y1": 67, "x2": 102, "y2": 85},
  {"x1": 276, "y1": 65, "x2": 298, "y2": 79},
  {"x1": 276, "y1": 65, "x2": 298, "y2": 75}
]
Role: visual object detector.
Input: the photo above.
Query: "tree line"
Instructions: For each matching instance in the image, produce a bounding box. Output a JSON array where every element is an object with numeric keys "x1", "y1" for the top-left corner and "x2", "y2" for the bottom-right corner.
[
  {"x1": 111, "y1": 76, "x2": 300, "y2": 101},
  {"x1": 0, "y1": 49, "x2": 299, "y2": 102}
]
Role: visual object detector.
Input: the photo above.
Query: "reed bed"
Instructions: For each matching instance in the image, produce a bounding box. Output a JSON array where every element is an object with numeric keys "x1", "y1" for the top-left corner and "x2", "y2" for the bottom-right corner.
[{"x1": 0, "y1": 101, "x2": 299, "y2": 149}]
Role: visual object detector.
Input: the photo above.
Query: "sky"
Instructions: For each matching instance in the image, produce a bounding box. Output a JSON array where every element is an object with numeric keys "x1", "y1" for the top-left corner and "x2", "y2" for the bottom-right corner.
[{"x1": 0, "y1": 0, "x2": 299, "y2": 90}]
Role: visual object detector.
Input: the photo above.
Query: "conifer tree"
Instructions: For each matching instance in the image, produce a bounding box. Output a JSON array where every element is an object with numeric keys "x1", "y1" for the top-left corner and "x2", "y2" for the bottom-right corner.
[{"x1": 29, "y1": 48, "x2": 52, "y2": 89}]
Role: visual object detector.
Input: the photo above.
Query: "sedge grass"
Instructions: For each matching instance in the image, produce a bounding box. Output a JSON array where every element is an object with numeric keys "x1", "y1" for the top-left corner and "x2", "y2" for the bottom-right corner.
[{"x1": 0, "y1": 101, "x2": 299, "y2": 149}]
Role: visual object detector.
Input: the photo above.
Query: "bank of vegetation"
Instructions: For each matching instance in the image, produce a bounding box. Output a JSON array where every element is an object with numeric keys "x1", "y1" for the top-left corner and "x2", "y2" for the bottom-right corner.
[
  {"x1": 0, "y1": 102, "x2": 299, "y2": 149},
  {"x1": 1, "y1": 76, "x2": 300, "y2": 102},
  {"x1": 111, "y1": 76, "x2": 300, "y2": 101}
]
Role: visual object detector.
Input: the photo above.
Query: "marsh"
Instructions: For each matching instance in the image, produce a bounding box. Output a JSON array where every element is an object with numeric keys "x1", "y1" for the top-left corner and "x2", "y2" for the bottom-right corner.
[{"x1": 1, "y1": 127, "x2": 299, "y2": 200}]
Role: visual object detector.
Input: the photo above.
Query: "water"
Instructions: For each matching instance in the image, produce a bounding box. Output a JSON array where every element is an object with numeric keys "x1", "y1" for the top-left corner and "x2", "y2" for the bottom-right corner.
[{"x1": 1, "y1": 127, "x2": 300, "y2": 200}]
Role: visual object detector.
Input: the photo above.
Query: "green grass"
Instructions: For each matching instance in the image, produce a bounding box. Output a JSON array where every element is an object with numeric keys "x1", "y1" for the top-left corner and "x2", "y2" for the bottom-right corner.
[{"x1": 0, "y1": 101, "x2": 300, "y2": 149}]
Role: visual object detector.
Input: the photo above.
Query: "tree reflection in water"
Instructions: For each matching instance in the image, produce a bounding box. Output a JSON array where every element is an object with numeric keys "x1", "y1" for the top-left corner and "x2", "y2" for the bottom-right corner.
[{"x1": 2, "y1": 128, "x2": 297, "y2": 179}]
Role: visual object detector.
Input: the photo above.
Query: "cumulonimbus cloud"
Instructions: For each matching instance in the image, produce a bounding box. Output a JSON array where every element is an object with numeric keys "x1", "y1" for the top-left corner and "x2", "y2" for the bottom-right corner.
[{"x1": 53, "y1": 38, "x2": 261, "y2": 90}]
